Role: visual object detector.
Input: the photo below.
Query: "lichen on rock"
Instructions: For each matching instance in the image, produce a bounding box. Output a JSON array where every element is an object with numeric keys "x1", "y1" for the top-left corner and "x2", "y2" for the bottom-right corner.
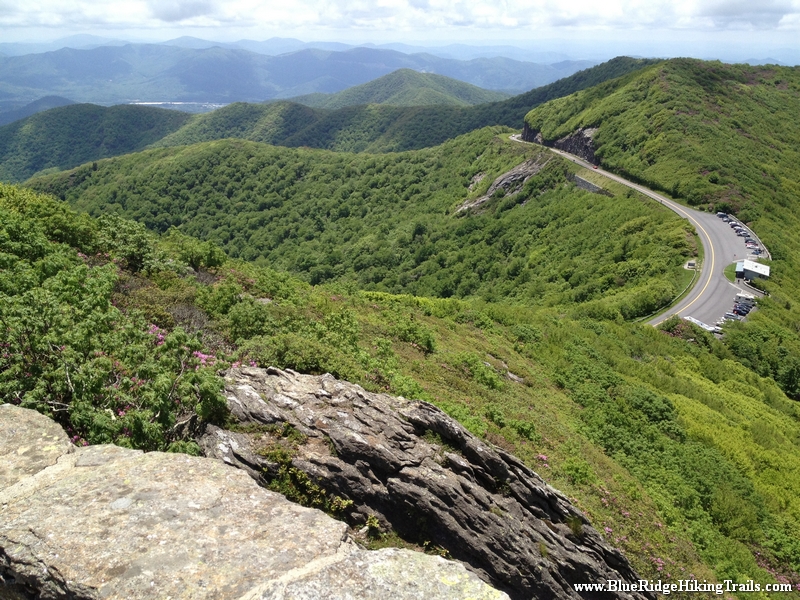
[
  {"x1": 202, "y1": 367, "x2": 653, "y2": 600},
  {"x1": 0, "y1": 403, "x2": 506, "y2": 600}
]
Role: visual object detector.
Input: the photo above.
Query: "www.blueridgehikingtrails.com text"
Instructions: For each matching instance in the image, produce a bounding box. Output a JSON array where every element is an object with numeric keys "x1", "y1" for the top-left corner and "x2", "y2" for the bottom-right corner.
[{"x1": 573, "y1": 580, "x2": 795, "y2": 594}]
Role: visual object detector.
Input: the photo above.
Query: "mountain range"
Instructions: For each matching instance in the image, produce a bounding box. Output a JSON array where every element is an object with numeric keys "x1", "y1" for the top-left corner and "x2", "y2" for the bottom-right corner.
[
  {"x1": 0, "y1": 34, "x2": 576, "y2": 63},
  {"x1": 4, "y1": 54, "x2": 800, "y2": 597},
  {"x1": 0, "y1": 57, "x2": 657, "y2": 181},
  {"x1": 0, "y1": 43, "x2": 595, "y2": 106}
]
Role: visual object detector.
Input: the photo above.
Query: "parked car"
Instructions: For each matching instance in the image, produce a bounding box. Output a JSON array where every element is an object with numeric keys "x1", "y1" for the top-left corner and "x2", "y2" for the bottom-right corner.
[
  {"x1": 724, "y1": 312, "x2": 742, "y2": 321},
  {"x1": 717, "y1": 212, "x2": 727, "y2": 218},
  {"x1": 735, "y1": 293, "x2": 756, "y2": 303}
]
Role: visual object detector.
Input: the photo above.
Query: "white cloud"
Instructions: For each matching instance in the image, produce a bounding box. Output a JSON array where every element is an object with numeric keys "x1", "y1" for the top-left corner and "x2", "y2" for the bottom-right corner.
[
  {"x1": 696, "y1": 0, "x2": 798, "y2": 28},
  {"x1": 1, "y1": 0, "x2": 799, "y2": 36},
  {"x1": 148, "y1": 0, "x2": 216, "y2": 23}
]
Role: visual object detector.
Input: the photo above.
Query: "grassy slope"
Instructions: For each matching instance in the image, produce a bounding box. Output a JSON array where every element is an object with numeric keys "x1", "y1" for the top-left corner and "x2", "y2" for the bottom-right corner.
[
  {"x1": 288, "y1": 69, "x2": 509, "y2": 109},
  {"x1": 0, "y1": 103, "x2": 192, "y2": 182},
  {"x1": 4, "y1": 182, "x2": 800, "y2": 595},
  {"x1": 524, "y1": 58, "x2": 800, "y2": 401},
  {"x1": 28, "y1": 128, "x2": 696, "y2": 321}
]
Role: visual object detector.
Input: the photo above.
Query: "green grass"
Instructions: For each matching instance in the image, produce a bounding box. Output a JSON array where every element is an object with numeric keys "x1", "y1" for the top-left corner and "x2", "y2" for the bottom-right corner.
[
  {"x1": 725, "y1": 262, "x2": 737, "y2": 282},
  {"x1": 675, "y1": 264, "x2": 699, "y2": 298},
  {"x1": 638, "y1": 265, "x2": 698, "y2": 323}
]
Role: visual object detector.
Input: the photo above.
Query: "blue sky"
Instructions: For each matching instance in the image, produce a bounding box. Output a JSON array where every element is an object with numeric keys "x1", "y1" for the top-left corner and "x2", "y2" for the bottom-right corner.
[{"x1": 2, "y1": 0, "x2": 799, "y2": 62}]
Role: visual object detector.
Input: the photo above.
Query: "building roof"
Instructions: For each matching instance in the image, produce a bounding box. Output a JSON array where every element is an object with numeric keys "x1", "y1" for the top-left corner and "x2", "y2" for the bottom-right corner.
[{"x1": 742, "y1": 259, "x2": 770, "y2": 277}]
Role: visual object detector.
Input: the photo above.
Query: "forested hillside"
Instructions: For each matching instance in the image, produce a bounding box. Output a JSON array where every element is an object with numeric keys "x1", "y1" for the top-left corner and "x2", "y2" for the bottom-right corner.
[
  {"x1": 0, "y1": 57, "x2": 659, "y2": 183},
  {"x1": 3, "y1": 182, "x2": 800, "y2": 596},
  {"x1": 524, "y1": 58, "x2": 800, "y2": 401},
  {"x1": 288, "y1": 69, "x2": 509, "y2": 108},
  {"x1": 154, "y1": 56, "x2": 660, "y2": 152},
  {"x1": 0, "y1": 103, "x2": 191, "y2": 181},
  {"x1": 8, "y1": 54, "x2": 800, "y2": 597},
  {"x1": 28, "y1": 128, "x2": 696, "y2": 320}
]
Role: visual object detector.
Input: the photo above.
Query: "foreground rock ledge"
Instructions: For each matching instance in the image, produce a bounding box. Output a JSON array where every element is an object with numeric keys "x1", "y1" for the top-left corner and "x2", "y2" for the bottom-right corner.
[
  {"x1": 202, "y1": 367, "x2": 652, "y2": 600},
  {"x1": 0, "y1": 404, "x2": 507, "y2": 600}
]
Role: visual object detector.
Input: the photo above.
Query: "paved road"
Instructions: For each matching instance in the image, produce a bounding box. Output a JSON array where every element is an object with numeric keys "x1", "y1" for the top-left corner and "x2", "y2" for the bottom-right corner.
[{"x1": 510, "y1": 136, "x2": 765, "y2": 326}]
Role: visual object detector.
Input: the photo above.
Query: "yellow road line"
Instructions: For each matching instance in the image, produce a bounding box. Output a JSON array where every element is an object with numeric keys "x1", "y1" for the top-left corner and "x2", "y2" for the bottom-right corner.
[{"x1": 539, "y1": 144, "x2": 715, "y2": 325}]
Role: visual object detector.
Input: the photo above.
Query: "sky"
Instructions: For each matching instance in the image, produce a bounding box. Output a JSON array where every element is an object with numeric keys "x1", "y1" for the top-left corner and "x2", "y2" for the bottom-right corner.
[{"x1": 2, "y1": 0, "x2": 800, "y2": 62}]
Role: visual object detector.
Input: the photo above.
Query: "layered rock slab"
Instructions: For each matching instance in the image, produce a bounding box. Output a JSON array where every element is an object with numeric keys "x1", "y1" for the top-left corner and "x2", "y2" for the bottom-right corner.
[
  {"x1": 203, "y1": 367, "x2": 653, "y2": 600},
  {"x1": 0, "y1": 404, "x2": 506, "y2": 600}
]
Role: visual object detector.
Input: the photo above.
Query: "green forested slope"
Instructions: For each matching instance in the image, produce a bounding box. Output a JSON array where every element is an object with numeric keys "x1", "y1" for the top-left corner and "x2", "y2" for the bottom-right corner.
[
  {"x1": 524, "y1": 58, "x2": 800, "y2": 401},
  {"x1": 0, "y1": 103, "x2": 191, "y2": 181},
  {"x1": 28, "y1": 128, "x2": 695, "y2": 320},
  {"x1": 9, "y1": 56, "x2": 800, "y2": 593},
  {"x1": 155, "y1": 56, "x2": 659, "y2": 152},
  {"x1": 289, "y1": 69, "x2": 509, "y2": 108},
  {"x1": 4, "y1": 182, "x2": 800, "y2": 595},
  {"x1": 0, "y1": 57, "x2": 657, "y2": 181}
]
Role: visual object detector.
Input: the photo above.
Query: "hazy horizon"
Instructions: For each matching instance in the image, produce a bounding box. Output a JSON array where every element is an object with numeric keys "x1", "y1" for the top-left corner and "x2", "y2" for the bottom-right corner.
[
  {"x1": 1, "y1": 33, "x2": 799, "y2": 66},
  {"x1": 1, "y1": 0, "x2": 799, "y2": 64}
]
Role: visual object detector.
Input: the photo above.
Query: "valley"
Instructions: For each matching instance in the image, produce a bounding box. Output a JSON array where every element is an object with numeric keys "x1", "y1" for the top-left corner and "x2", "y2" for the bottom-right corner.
[
  {"x1": 2, "y1": 55, "x2": 800, "y2": 598},
  {"x1": 0, "y1": 57, "x2": 657, "y2": 181}
]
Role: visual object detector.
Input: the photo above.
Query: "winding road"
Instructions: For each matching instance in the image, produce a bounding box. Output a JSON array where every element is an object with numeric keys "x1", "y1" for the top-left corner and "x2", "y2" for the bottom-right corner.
[{"x1": 510, "y1": 136, "x2": 766, "y2": 326}]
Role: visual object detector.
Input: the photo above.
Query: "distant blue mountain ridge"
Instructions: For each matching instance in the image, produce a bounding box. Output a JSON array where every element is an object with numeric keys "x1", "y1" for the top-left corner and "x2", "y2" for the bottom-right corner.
[{"x1": 0, "y1": 43, "x2": 595, "y2": 105}]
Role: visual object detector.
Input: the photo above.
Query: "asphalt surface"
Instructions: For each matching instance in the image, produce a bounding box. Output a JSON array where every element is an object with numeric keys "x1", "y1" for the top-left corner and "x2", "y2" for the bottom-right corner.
[{"x1": 510, "y1": 136, "x2": 766, "y2": 326}]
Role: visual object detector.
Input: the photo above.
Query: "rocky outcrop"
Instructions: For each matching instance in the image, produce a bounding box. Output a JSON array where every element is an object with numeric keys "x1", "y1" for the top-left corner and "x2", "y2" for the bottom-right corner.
[
  {"x1": 0, "y1": 404, "x2": 506, "y2": 600},
  {"x1": 203, "y1": 367, "x2": 653, "y2": 600},
  {"x1": 522, "y1": 123, "x2": 599, "y2": 165},
  {"x1": 458, "y1": 154, "x2": 552, "y2": 212},
  {"x1": 521, "y1": 123, "x2": 544, "y2": 145},
  {"x1": 572, "y1": 175, "x2": 613, "y2": 197}
]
